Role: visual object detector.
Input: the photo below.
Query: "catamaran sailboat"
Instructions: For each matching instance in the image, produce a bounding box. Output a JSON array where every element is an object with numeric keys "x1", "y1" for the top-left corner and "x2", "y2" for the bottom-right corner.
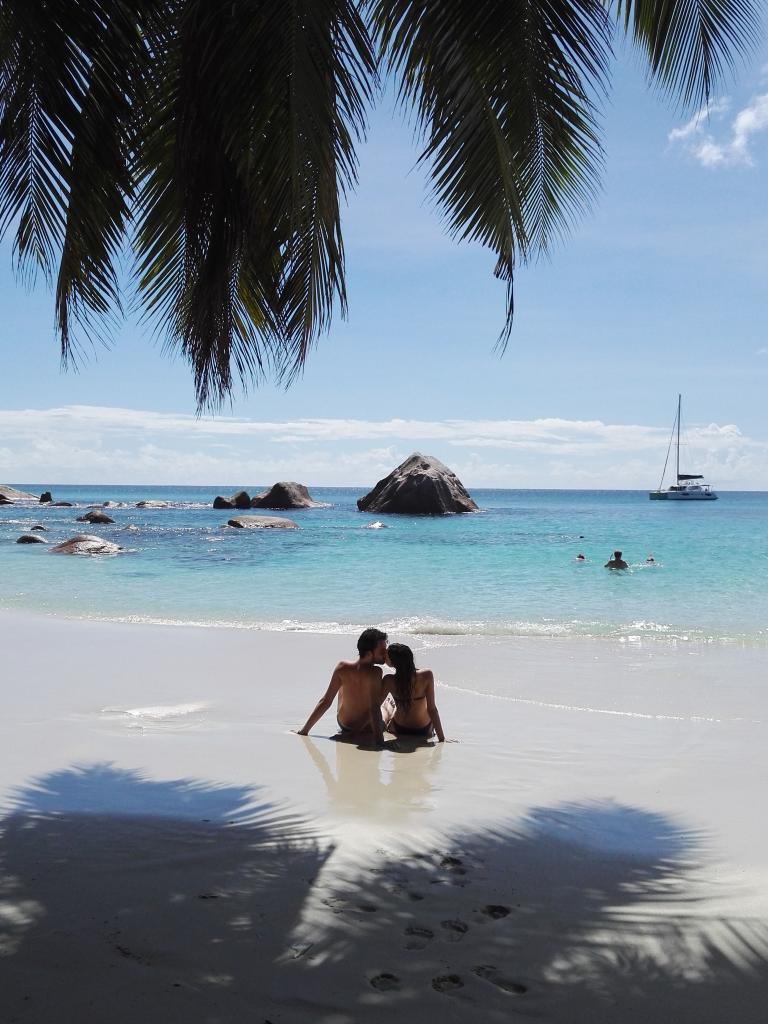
[{"x1": 649, "y1": 395, "x2": 718, "y2": 500}]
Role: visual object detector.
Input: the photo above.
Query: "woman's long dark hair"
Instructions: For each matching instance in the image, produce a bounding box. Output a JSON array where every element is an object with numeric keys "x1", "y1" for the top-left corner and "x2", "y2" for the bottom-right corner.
[{"x1": 387, "y1": 643, "x2": 417, "y2": 708}]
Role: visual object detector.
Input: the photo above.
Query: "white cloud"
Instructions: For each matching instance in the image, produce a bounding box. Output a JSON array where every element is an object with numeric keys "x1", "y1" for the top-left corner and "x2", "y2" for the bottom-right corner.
[
  {"x1": 668, "y1": 98, "x2": 731, "y2": 143},
  {"x1": 669, "y1": 94, "x2": 768, "y2": 167},
  {"x1": 1, "y1": 404, "x2": 767, "y2": 489}
]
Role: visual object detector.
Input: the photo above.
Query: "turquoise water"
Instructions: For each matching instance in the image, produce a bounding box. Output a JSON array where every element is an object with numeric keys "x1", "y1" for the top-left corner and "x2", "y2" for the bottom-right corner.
[{"x1": 1, "y1": 485, "x2": 767, "y2": 643}]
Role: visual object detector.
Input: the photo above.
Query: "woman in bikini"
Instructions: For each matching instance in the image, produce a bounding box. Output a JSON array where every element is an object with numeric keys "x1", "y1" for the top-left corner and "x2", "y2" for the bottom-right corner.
[{"x1": 381, "y1": 643, "x2": 445, "y2": 742}]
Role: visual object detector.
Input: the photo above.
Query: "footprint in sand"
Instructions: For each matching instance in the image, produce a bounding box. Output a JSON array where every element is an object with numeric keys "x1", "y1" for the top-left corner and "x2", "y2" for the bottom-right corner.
[
  {"x1": 432, "y1": 974, "x2": 464, "y2": 993},
  {"x1": 473, "y1": 965, "x2": 528, "y2": 995},
  {"x1": 441, "y1": 919, "x2": 469, "y2": 941},
  {"x1": 440, "y1": 855, "x2": 467, "y2": 875},
  {"x1": 481, "y1": 904, "x2": 511, "y2": 920},
  {"x1": 370, "y1": 973, "x2": 400, "y2": 991},
  {"x1": 404, "y1": 925, "x2": 434, "y2": 950}
]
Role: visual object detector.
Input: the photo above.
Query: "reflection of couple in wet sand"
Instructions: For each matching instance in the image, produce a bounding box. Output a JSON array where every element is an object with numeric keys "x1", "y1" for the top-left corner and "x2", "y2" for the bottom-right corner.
[{"x1": 297, "y1": 628, "x2": 446, "y2": 745}]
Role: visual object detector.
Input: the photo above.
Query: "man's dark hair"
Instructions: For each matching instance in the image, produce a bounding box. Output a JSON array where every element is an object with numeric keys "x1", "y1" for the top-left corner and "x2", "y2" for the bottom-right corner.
[
  {"x1": 614, "y1": 551, "x2": 622, "y2": 558},
  {"x1": 357, "y1": 627, "x2": 387, "y2": 656}
]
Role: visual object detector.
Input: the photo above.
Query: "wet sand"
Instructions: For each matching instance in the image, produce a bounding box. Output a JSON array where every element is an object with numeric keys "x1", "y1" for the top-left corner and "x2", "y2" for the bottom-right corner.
[{"x1": 1, "y1": 612, "x2": 767, "y2": 1022}]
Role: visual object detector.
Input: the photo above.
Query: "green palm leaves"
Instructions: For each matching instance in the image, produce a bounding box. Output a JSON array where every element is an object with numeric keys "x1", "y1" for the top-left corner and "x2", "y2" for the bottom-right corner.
[{"x1": 0, "y1": 0, "x2": 759, "y2": 406}]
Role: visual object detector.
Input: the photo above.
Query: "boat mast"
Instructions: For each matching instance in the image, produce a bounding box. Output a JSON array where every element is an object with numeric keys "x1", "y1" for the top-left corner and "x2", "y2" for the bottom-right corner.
[{"x1": 676, "y1": 394, "x2": 681, "y2": 482}]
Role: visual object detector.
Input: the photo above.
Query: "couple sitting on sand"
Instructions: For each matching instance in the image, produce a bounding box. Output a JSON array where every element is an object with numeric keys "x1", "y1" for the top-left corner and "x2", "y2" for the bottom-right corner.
[{"x1": 297, "y1": 628, "x2": 445, "y2": 745}]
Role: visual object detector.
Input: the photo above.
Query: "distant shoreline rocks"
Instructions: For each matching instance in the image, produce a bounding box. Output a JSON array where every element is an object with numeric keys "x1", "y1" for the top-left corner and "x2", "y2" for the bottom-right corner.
[
  {"x1": 0, "y1": 485, "x2": 40, "y2": 503},
  {"x1": 357, "y1": 453, "x2": 478, "y2": 515}
]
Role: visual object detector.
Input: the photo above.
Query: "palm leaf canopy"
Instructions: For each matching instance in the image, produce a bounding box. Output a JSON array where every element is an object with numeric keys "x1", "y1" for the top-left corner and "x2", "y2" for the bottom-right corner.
[{"x1": 0, "y1": 0, "x2": 759, "y2": 406}]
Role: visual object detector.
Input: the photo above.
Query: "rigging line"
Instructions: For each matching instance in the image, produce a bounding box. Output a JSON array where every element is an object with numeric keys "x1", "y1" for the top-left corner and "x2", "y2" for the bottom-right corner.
[{"x1": 658, "y1": 405, "x2": 677, "y2": 491}]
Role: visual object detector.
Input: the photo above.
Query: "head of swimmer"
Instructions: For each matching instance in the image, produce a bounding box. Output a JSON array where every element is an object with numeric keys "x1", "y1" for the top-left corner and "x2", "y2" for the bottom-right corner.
[{"x1": 357, "y1": 627, "x2": 388, "y2": 665}]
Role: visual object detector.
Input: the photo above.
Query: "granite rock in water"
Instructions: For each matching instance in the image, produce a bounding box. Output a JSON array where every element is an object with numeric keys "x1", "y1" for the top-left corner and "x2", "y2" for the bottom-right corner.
[
  {"x1": 51, "y1": 501, "x2": 73, "y2": 507},
  {"x1": 213, "y1": 491, "x2": 251, "y2": 510},
  {"x1": 31, "y1": 525, "x2": 48, "y2": 532},
  {"x1": 226, "y1": 515, "x2": 298, "y2": 530},
  {"x1": 39, "y1": 491, "x2": 53, "y2": 503},
  {"x1": 76, "y1": 510, "x2": 115, "y2": 525},
  {"x1": 357, "y1": 453, "x2": 478, "y2": 515},
  {"x1": 51, "y1": 534, "x2": 122, "y2": 555},
  {"x1": 17, "y1": 534, "x2": 47, "y2": 544},
  {"x1": 251, "y1": 482, "x2": 319, "y2": 510},
  {"x1": 0, "y1": 485, "x2": 39, "y2": 502},
  {"x1": 136, "y1": 500, "x2": 169, "y2": 508}
]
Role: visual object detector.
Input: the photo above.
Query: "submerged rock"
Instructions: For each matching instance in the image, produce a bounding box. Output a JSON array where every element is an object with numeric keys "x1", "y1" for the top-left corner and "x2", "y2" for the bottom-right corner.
[
  {"x1": 50, "y1": 501, "x2": 73, "y2": 507},
  {"x1": 226, "y1": 515, "x2": 298, "y2": 530},
  {"x1": 76, "y1": 510, "x2": 115, "y2": 525},
  {"x1": 17, "y1": 534, "x2": 47, "y2": 544},
  {"x1": 51, "y1": 534, "x2": 122, "y2": 555},
  {"x1": 135, "y1": 500, "x2": 169, "y2": 508},
  {"x1": 357, "y1": 453, "x2": 478, "y2": 515},
  {"x1": 251, "y1": 482, "x2": 320, "y2": 510},
  {"x1": 31, "y1": 525, "x2": 48, "y2": 532}
]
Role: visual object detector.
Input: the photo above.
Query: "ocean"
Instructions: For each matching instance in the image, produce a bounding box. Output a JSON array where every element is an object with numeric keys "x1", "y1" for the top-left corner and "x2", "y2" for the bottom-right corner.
[{"x1": 1, "y1": 485, "x2": 766, "y2": 645}]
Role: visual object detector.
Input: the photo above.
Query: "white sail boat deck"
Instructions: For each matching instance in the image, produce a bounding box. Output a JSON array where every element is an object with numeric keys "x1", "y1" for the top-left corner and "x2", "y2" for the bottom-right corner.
[{"x1": 649, "y1": 395, "x2": 718, "y2": 501}]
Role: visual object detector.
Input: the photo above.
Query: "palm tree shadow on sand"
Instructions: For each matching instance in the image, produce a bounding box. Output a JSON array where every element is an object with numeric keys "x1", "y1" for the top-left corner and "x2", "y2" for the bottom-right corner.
[
  {"x1": 0, "y1": 762, "x2": 329, "y2": 1023},
  {"x1": 284, "y1": 799, "x2": 768, "y2": 1023},
  {"x1": 1, "y1": 765, "x2": 767, "y2": 1023}
]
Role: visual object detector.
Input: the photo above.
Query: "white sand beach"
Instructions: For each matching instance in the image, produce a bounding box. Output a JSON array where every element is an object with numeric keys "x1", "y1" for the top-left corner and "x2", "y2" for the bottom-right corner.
[{"x1": 1, "y1": 611, "x2": 767, "y2": 1023}]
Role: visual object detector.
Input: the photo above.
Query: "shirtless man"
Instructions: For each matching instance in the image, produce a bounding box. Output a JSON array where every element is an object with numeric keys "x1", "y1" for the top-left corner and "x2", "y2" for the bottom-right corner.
[
  {"x1": 297, "y1": 628, "x2": 387, "y2": 743},
  {"x1": 605, "y1": 550, "x2": 629, "y2": 570}
]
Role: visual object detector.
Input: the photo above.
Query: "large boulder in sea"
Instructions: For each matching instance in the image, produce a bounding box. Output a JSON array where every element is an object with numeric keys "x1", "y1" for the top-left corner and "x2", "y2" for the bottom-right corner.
[
  {"x1": 76, "y1": 510, "x2": 115, "y2": 525},
  {"x1": 226, "y1": 515, "x2": 298, "y2": 530},
  {"x1": 136, "y1": 500, "x2": 169, "y2": 508},
  {"x1": 51, "y1": 534, "x2": 122, "y2": 555},
  {"x1": 39, "y1": 491, "x2": 53, "y2": 503},
  {"x1": 0, "y1": 485, "x2": 39, "y2": 502},
  {"x1": 17, "y1": 534, "x2": 47, "y2": 544},
  {"x1": 357, "y1": 453, "x2": 478, "y2": 515},
  {"x1": 213, "y1": 490, "x2": 251, "y2": 510},
  {"x1": 251, "y1": 482, "x2": 320, "y2": 510}
]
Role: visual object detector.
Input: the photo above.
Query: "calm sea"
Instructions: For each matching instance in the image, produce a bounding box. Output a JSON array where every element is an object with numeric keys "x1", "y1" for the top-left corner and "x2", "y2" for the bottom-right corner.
[{"x1": 1, "y1": 486, "x2": 766, "y2": 645}]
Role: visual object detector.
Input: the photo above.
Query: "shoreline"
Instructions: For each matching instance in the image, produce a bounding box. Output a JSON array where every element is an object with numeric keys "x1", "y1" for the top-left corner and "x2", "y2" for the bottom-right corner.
[
  {"x1": 2, "y1": 602, "x2": 767, "y2": 650},
  {"x1": 1, "y1": 611, "x2": 767, "y2": 1020}
]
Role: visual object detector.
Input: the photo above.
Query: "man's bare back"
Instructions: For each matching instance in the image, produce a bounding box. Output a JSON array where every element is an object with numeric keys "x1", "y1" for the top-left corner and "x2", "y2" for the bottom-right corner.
[
  {"x1": 334, "y1": 660, "x2": 383, "y2": 731},
  {"x1": 297, "y1": 629, "x2": 388, "y2": 742}
]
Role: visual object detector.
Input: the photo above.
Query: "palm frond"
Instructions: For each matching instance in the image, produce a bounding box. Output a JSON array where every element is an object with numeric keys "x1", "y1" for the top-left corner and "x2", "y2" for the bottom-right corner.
[
  {"x1": 613, "y1": 0, "x2": 760, "y2": 106},
  {"x1": 0, "y1": 1, "x2": 161, "y2": 364},
  {"x1": 370, "y1": 0, "x2": 611, "y2": 345},
  {"x1": 134, "y1": 0, "x2": 375, "y2": 408}
]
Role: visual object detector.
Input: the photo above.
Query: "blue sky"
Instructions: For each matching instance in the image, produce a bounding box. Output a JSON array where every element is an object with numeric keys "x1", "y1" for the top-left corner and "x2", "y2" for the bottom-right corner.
[{"x1": 1, "y1": 42, "x2": 767, "y2": 488}]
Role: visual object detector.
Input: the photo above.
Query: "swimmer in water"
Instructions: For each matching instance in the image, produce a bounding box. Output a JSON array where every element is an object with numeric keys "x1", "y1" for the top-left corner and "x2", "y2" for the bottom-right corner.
[
  {"x1": 646, "y1": 553, "x2": 655, "y2": 563},
  {"x1": 576, "y1": 553, "x2": 586, "y2": 561},
  {"x1": 605, "y1": 550, "x2": 628, "y2": 570}
]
